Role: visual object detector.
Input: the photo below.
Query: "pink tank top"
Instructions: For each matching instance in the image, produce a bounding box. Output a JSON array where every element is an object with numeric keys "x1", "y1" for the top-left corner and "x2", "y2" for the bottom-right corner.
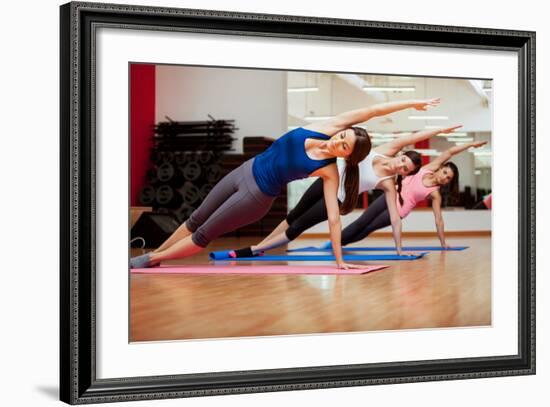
[{"x1": 396, "y1": 168, "x2": 439, "y2": 218}]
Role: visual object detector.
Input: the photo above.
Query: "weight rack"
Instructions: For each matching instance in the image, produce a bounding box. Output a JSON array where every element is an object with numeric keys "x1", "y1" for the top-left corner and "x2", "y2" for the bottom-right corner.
[{"x1": 139, "y1": 116, "x2": 236, "y2": 224}]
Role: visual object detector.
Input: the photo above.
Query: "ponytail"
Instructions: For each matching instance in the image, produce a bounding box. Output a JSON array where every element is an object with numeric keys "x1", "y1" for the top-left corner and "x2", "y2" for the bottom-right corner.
[
  {"x1": 396, "y1": 175, "x2": 404, "y2": 206},
  {"x1": 340, "y1": 163, "x2": 360, "y2": 214},
  {"x1": 340, "y1": 127, "x2": 371, "y2": 214}
]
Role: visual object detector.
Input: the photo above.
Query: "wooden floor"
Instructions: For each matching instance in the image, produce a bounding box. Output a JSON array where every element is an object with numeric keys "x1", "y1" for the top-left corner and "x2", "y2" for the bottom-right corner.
[{"x1": 130, "y1": 235, "x2": 491, "y2": 342}]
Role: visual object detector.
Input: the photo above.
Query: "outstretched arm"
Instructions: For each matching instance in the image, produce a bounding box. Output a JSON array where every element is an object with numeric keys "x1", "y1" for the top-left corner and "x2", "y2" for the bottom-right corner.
[
  {"x1": 376, "y1": 125, "x2": 462, "y2": 157},
  {"x1": 430, "y1": 190, "x2": 448, "y2": 248},
  {"x1": 321, "y1": 174, "x2": 344, "y2": 266},
  {"x1": 379, "y1": 179, "x2": 406, "y2": 254},
  {"x1": 305, "y1": 98, "x2": 441, "y2": 136},
  {"x1": 318, "y1": 165, "x2": 364, "y2": 269},
  {"x1": 424, "y1": 141, "x2": 488, "y2": 172}
]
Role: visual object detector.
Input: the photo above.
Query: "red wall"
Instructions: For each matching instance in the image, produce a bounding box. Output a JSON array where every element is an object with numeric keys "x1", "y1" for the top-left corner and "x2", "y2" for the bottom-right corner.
[{"x1": 130, "y1": 64, "x2": 156, "y2": 206}]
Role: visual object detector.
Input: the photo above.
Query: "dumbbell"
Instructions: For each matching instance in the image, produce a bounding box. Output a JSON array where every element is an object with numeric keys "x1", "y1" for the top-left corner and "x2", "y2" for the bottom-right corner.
[
  {"x1": 157, "y1": 162, "x2": 183, "y2": 185},
  {"x1": 155, "y1": 185, "x2": 182, "y2": 209},
  {"x1": 174, "y1": 203, "x2": 195, "y2": 223},
  {"x1": 198, "y1": 151, "x2": 214, "y2": 164},
  {"x1": 181, "y1": 162, "x2": 201, "y2": 182},
  {"x1": 205, "y1": 164, "x2": 222, "y2": 183},
  {"x1": 175, "y1": 152, "x2": 187, "y2": 166},
  {"x1": 140, "y1": 185, "x2": 156, "y2": 206},
  {"x1": 177, "y1": 182, "x2": 200, "y2": 205}
]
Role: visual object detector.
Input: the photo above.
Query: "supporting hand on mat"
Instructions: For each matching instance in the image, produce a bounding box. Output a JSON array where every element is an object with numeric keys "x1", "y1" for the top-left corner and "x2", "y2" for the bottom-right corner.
[{"x1": 337, "y1": 262, "x2": 368, "y2": 270}]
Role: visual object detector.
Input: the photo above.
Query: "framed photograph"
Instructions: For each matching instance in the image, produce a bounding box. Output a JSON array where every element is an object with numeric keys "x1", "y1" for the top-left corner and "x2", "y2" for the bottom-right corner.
[{"x1": 60, "y1": 1, "x2": 535, "y2": 404}]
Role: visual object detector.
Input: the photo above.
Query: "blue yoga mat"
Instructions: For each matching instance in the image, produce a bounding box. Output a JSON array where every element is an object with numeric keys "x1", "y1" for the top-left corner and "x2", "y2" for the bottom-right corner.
[
  {"x1": 209, "y1": 251, "x2": 428, "y2": 261},
  {"x1": 287, "y1": 246, "x2": 468, "y2": 253}
]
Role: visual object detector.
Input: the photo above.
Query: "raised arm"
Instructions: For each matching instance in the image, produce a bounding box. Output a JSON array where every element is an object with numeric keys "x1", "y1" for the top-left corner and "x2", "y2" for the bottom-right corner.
[
  {"x1": 305, "y1": 98, "x2": 441, "y2": 136},
  {"x1": 424, "y1": 141, "x2": 488, "y2": 172},
  {"x1": 430, "y1": 190, "x2": 448, "y2": 248},
  {"x1": 376, "y1": 125, "x2": 462, "y2": 157}
]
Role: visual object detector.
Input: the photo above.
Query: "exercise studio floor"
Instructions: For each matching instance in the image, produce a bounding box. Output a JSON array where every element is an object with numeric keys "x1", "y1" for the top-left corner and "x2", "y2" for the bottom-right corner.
[{"x1": 130, "y1": 235, "x2": 491, "y2": 342}]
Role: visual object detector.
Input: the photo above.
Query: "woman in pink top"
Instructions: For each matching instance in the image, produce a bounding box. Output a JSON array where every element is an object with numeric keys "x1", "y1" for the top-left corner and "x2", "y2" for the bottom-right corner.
[{"x1": 335, "y1": 140, "x2": 487, "y2": 250}]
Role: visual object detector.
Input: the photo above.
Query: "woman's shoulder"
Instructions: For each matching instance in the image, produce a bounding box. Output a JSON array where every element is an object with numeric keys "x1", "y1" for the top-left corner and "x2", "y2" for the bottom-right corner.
[
  {"x1": 419, "y1": 166, "x2": 434, "y2": 175},
  {"x1": 300, "y1": 124, "x2": 332, "y2": 138}
]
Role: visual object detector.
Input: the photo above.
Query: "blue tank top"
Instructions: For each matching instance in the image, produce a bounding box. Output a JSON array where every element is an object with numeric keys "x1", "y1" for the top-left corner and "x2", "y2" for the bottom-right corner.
[{"x1": 252, "y1": 127, "x2": 336, "y2": 197}]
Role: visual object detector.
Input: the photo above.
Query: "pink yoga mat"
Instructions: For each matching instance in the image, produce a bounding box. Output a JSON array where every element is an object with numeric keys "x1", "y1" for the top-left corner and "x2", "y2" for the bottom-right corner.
[{"x1": 131, "y1": 264, "x2": 388, "y2": 275}]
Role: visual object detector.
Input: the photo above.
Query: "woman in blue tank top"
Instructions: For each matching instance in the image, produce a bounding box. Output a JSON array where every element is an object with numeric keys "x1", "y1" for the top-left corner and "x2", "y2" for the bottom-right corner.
[{"x1": 130, "y1": 99, "x2": 437, "y2": 270}]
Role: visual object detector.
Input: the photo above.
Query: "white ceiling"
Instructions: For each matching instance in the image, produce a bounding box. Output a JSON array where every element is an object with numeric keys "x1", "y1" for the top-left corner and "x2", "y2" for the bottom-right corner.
[{"x1": 287, "y1": 72, "x2": 493, "y2": 168}]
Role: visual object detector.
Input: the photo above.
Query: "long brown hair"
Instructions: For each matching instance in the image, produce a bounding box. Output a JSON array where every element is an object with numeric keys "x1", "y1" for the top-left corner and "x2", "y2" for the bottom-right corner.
[
  {"x1": 396, "y1": 150, "x2": 422, "y2": 206},
  {"x1": 340, "y1": 127, "x2": 371, "y2": 214},
  {"x1": 438, "y1": 161, "x2": 460, "y2": 206}
]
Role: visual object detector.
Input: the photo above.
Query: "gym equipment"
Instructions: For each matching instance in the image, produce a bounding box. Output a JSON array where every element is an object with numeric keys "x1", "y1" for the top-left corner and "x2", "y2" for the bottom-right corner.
[
  {"x1": 199, "y1": 150, "x2": 214, "y2": 164},
  {"x1": 155, "y1": 185, "x2": 182, "y2": 208},
  {"x1": 182, "y1": 162, "x2": 201, "y2": 181},
  {"x1": 130, "y1": 212, "x2": 180, "y2": 248},
  {"x1": 157, "y1": 162, "x2": 180, "y2": 183},
  {"x1": 178, "y1": 182, "x2": 200, "y2": 205},
  {"x1": 174, "y1": 202, "x2": 194, "y2": 223},
  {"x1": 139, "y1": 185, "x2": 156, "y2": 206},
  {"x1": 205, "y1": 164, "x2": 222, "y2": 183}
]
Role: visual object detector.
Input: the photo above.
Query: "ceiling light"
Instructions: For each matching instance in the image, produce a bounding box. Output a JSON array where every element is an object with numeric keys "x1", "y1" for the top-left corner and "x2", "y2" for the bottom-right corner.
[
  {"x1": 287, "y1": 87, "x2": 320, "y2": 93},
  {"x1": 303, "y1": 116, "x2": 334, "y2": 121},
  {"x1": 447, "y1": 137, "x2": 474, "y2": 142},
  {"x1": 363, "y1": 86, "x2": 416, "y2": 92},
  {"x1": 473, "y1": 151, "x2": 492, "y2": 157},
  {"x1": 409, "y1": 116, "x2": 449, "y2": 120},
  {"x1": 437, "y1": 132, "x2": 468, "y2": 137},
  {"x1": 414, "y1": 148, "x2": 440, "y2": 156}
]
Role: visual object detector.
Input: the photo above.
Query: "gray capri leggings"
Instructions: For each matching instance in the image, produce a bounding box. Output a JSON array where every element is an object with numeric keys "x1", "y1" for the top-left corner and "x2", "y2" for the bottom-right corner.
[{"x1": 185, "y1": 158, "x2": 275, "y2": 247}]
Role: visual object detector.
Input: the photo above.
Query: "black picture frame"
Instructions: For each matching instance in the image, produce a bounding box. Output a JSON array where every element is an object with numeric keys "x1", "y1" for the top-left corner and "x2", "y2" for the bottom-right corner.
[{"x1": 60, "y1": 1, "x2": 536, "y2": 404}]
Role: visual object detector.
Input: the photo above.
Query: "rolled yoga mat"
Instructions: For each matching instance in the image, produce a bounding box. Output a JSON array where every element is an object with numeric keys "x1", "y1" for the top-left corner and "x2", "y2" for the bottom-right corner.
[
  {"x1": 131, "y1": 264, "x2": 389, "y2": 275},
  {"x1": 209, "y1": 251, "x2": 428, "y2": 261},
  {"x1": 287, "y1": 246, "x2": 468, "y2": 253}
]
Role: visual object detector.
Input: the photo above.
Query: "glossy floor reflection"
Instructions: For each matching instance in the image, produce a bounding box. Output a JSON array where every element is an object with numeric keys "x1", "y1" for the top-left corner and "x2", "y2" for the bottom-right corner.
[{"x1": 130, "y1": 235, "x2": 491, "y2": 341}]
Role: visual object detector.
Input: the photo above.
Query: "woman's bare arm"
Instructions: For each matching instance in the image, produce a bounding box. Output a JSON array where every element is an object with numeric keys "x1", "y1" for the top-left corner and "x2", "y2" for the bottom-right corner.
[
  {"x1": 315, "y1": 164, "x2": 366, "y2": 269},
  {"x1": 379, "y1": 179, "x2": 406, "y2": 254},
  {"x1": 376, "y1": 125, "x2": 462, "y2": 157},
  {"x1": 424, "y1": 141, "x2": 488, "y2": 172},
  {"x1": 430, "y1": 190, "x2": 448, "y2": 248},
  {"x1": 305, "y1": 98, "x2": 441, "y2": 136}
]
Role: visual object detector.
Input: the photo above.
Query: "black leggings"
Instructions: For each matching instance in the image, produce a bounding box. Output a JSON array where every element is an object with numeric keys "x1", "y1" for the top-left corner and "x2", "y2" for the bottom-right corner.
[
  {"x1": 285, "y1": 178, "x2": 330, "y2": 240},
  {"x1": 340, "y1": 194, "x2": 391, "y2": 246},
  {"x1": 285, "y1": 179, "x2": 392, "y2": 245}
]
